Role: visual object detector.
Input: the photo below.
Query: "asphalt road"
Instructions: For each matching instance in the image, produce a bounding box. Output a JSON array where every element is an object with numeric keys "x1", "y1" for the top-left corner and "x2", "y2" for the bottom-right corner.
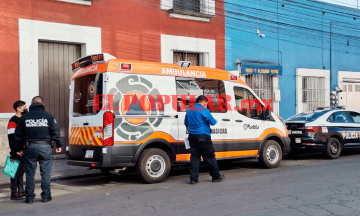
[{"x1": 1, "y1": 152, "x2": 360, "y2": 216}]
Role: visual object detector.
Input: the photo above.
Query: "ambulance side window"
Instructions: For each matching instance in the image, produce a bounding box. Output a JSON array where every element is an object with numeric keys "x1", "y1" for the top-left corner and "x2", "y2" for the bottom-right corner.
[
  {"x1": 73, "y1": 73, "x2": 103, "y2": 117},
  {"x1": 175, "y1": 77, "x2": 226, "y2": 113},
  {"x1": 233, "y1": 87, "x2": 263, "y2": 119}
]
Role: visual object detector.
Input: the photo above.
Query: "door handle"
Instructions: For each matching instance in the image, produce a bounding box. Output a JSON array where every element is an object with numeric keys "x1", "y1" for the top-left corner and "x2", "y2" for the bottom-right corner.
[
  {"x1": 235, "y1": 120, "x2": 243, "y2": 123},
  {"x1": 222, "y1": 119, "x2": 230, "y2": 121},
  {"x1": 83, "y1": 122, "x2": 89, "y2": 126}
]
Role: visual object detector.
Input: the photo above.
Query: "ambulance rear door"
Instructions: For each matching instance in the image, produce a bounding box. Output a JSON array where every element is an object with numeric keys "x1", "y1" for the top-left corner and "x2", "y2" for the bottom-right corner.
[{"x1": 69, "y1": 69, "x2": 106, "y2": 162}]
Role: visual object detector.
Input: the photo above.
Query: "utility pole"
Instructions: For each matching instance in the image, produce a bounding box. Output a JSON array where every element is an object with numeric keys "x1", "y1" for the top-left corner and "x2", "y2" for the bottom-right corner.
[
  {"x1": 330, "y1": 21, "x2": 334, "y2": 106},
  {"x1": 330, "y1": 21, "x2": 332, "y2": 78}
]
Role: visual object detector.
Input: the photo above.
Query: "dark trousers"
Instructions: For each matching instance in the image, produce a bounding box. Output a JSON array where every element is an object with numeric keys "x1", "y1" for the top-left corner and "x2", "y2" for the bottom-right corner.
[
  {"x1": 10, "y1": 158, "x2": 24, "y2": 194},
  {"x1": 24, "y1": 144, "x2": 53, "y2": 200},
  {"x1": 188, "y1": 134, "x2": 220, "y2": 181}
]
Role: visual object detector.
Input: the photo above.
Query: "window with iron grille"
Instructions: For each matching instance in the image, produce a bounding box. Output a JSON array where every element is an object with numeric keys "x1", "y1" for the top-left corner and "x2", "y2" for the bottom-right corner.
[
  {"x1": 173, "y1": 51, "x2": 204, "y2": 66},
  {"x1": 302, "y1": 77, "x2": 326, "y2": 111},
  {"x1": 245, "y1": 75, "x2": 273, "y2": 104},
  {"x1": 174, "y1": 0, "x2": 201, "y2": 13}
]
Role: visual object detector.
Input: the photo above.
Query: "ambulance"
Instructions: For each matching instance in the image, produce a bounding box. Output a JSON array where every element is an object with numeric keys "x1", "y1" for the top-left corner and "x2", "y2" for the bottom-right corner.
[{"x1": 66, "y1": 53, "x2": 290, "y2": 183}]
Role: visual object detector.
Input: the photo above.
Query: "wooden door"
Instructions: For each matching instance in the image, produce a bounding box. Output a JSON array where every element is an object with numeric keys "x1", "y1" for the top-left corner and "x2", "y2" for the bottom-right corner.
[{"x1": 38, "y1": 42, "x2": 81, "y2": 154}]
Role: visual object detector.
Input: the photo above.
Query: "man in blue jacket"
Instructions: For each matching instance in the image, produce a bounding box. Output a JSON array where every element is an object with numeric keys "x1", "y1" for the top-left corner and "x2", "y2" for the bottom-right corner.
[{"x1": 184, "y1": 95, "x2": 225, "y2": 184}]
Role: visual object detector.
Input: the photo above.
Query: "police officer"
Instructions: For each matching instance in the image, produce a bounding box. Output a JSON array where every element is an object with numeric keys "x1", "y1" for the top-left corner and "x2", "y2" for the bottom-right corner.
[
  {"x1": 14, "y1": 96, "x2": 63, "y2": 204},
  {"x1": 184, "y1": 95, "x2": 225, "y2": 184}
]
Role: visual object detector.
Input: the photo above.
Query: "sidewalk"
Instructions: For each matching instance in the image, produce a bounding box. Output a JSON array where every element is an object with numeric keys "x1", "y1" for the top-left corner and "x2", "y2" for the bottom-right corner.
[{"x1": 0, "y1": 159, "x2": 101, "y2": 186}]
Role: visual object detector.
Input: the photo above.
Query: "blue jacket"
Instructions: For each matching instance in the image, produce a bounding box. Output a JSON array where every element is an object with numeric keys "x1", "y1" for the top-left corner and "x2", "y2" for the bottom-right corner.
[{"x1": 184, "y1": 103, "x2": 218, "y2": 136}]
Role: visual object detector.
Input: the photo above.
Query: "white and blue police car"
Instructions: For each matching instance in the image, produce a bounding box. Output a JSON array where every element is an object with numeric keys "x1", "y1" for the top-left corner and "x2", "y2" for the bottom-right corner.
[{"x1": 284, "y1": 106, "x2": 360, "y2": 159}]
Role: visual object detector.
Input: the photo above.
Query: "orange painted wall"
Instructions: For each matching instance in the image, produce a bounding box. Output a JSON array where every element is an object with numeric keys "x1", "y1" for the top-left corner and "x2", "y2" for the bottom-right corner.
[{"x1": 0, "y1": 0, "x2": 225, "y2": 112}]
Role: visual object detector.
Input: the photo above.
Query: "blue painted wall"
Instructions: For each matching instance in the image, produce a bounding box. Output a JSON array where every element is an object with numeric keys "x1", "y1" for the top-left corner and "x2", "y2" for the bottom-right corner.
[{"x1": 225, "y1": 0, "x2": 360, "y2": 119}]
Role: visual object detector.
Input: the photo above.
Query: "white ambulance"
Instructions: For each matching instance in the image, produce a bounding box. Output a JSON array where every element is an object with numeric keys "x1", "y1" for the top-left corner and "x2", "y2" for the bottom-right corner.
[{"x1": 66, "y1": 53, "x2": 290, "y2": 183}]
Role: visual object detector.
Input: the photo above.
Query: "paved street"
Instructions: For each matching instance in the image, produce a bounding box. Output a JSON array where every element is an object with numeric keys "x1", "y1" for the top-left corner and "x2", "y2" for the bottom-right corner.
[{"x1": 1, "y1": 152, "x2": 360, "y2": 216}]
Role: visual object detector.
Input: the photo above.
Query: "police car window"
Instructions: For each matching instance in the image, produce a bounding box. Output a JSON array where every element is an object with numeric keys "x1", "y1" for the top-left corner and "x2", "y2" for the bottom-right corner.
[
  {"x1": 287, "y1": 111, "x2": 328, "y2": 122},
  {"x1": 349, "y1": 112, "x2": 360, "y2": 123},
  {"x1": 175, "y1": 77, "x2": 226, "y2": 113},
  {"x1": 334, "y1": 112, "x2": 351, "y2": 123},
  {"x1": 327, "y1": 114, "x2": 335, "y2": 122},
  {"x1": 233, "y1": 87, "x2": 263, "y2": 119},
  {"x1": 73, "y1": 73, "x2": 103, "y2": 117}
]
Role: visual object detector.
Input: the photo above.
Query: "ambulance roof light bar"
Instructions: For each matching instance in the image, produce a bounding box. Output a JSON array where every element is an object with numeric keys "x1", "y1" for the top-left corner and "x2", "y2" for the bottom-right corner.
[
  {"x1": 71, "y1": 53, "x2": 116, "y2": 72},
  {"x1": 177, "y1": 61, "x2": 191, "y2": 69}
]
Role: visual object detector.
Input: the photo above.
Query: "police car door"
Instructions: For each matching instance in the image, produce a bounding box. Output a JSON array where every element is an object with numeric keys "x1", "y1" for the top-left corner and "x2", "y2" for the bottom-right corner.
[
  {"x1": 328, "y1": 111, "x2": 358, "y2": 147},
  {"x1": 230, "y1": 83, "x2": 269, "y2": 156},
  {"x1": 176, "y1": 77, "x2": 233, "y2": 158}
]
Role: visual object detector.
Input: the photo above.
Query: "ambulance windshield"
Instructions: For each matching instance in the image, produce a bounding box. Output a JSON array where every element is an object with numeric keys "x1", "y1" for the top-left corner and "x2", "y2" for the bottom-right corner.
[{"x1": 72, "y1": 73, "x2": 103, "y2": 117}]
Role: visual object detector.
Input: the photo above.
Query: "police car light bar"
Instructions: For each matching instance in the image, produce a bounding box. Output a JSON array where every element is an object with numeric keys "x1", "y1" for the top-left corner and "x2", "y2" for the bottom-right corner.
[
  {"x1": 315, "y1": 106, "x2": 345, "y2": 110},
  {"x1": 177, "y1": 61, "x2": 191, "y2": 69},
  {"x1": 71, "y1": 53, "x2": 116, "y2": 72}
]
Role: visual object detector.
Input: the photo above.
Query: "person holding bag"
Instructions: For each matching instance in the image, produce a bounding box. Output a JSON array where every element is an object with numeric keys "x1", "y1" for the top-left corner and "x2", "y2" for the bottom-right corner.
[{"x1": 7, "y1": 100, "x2": 28, "y2": 200}]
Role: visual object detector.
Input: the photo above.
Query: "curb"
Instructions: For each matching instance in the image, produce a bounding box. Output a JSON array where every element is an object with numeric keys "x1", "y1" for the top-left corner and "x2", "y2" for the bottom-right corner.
[{"x1": 0, "y1": 171, "x2": 102, "y2": 188}]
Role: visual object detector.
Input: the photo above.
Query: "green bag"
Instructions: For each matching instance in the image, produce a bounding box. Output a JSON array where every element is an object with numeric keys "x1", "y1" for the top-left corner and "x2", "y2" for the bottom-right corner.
[{"x1": 3, "y1": 156, "x2": 20, "y2": 179}]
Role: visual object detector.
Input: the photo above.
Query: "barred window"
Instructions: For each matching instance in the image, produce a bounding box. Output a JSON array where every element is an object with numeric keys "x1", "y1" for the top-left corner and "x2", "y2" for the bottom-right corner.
[
  {"x1": 245, "y1": 75, "x2": 273, "y2": 112},
  {"x1": 173, "y1": 0, "x2": 201, "y2": 13},
  {"x1": 302, "y1": 77, "x2": 326, "y2": 112},
  {"x1": 173, "y1": 51, "x2": 204, "y2": 66}
]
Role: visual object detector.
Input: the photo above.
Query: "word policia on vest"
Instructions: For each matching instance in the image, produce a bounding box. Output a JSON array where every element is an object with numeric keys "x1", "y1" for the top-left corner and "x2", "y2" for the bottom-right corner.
[{"x1": 91, "y1": 94, "x2": 274, "y2": 112}]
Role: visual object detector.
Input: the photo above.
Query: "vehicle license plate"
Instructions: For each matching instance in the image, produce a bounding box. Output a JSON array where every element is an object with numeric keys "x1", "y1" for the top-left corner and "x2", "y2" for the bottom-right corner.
[
  {"x1": 85, "y1": 150, "x2": 94, "y2": 159},
  {"x1": 295, "y1": 138, "x2": 301, "y2": 143}
]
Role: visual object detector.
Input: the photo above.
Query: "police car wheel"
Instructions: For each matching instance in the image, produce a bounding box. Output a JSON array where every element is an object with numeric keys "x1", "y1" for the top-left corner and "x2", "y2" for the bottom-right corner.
[
  {"x1": 325, "y1": 138, "x2": 341, "y2": 159},
  {"x1": 136, "y1": 148, "x2": 171, "y2": 184},
  {"x1": 259, "y1": 140, "x2": 282, "y2": 168}
]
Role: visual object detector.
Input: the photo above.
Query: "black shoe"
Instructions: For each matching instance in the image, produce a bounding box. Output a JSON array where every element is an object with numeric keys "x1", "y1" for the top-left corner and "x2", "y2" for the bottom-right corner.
[
  {"x1": 190, "y1": 180, "x2": 198, "y2": 185},
  {"x1": 10, "y1": 192, "x2": 24, "y2": 200},
  {"x1": 42, "y1": 197, "x2": 52, "y2": 203},
  {"x1": 25, "y1": 199, "x2": 34, "y2": 204},
  {"x1": 212, "y1": 174, "x2": 225, "y2": 182},
  {"x1": 19, "y1": 192, "x2": 25, "y2": 198}
]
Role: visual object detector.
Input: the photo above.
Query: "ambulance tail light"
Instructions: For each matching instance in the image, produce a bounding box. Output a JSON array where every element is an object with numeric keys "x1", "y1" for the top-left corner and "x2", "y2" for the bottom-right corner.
[
  {"x1": 103, "y1": 112, "x2": 115, "y2": 146},
  {"x1": 71, "y1": 63, "x2": 75, "y2": 70}
]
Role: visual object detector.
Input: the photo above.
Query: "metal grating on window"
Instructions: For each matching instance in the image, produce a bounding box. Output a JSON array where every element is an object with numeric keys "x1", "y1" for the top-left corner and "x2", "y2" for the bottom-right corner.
[
  {"x1": 245, "y1": 75, "x2": 273, "y2": 104},
  {"x1": 173, "y1": 51, "x2": 204, "y2": 66},
  {"x1": 302, "y1": 77, "x2": 325, "y2": 111},
  {"x1": 174, "y1": 0, "x2": 201, "y2": 13},
  {"x1": 343, "y1": 85, "x2": 347, "y2": 92},
  {"x1": 349, "y1": 84, "x2": 353, "y2": 92},
  {"x1": 355, "y1": 85, "x2": 360, "y2": 92}
]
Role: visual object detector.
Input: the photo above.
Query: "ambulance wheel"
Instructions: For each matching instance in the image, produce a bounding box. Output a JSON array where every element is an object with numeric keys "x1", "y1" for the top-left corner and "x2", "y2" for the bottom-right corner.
[
  {"x1": 136, "y1": 148, "x2": 171, "y2": 184},
  {"x1": 259, "y1": 140, "x2": 282, "y2": 168},
  {"x1": 324, "y1": 138, "x2": 341, "y2": 159}
]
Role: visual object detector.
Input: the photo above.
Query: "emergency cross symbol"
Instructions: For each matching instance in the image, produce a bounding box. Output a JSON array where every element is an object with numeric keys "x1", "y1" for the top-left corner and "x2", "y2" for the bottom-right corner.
[
  {"x1": 107, "y1": 75, "x2": 163, "y2": 141},
  {"x1": 25, "y1": 118, "x2": 48, "y2": 127}
]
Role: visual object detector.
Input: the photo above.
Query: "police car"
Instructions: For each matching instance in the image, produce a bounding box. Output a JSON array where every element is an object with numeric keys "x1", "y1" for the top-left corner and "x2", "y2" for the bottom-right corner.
[{"x1": 285, "y1": 106, "x2": 360, "y2": 159}]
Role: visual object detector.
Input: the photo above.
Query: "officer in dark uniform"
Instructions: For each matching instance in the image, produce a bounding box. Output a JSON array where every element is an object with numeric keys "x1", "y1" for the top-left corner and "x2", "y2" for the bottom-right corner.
[{"x1": 14, "y1": 96, "x2": 63, "y2": 204}]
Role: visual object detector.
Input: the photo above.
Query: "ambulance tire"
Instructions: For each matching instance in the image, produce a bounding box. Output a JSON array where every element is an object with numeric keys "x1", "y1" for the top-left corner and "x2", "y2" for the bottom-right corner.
[
  {"x1": 324, "y1": 138, "x2": 342, "y2": 159},
  {"x1": 259, "y1": 140, "x2": 282, "y2": 168},
  {"x1": 136, "y1": 148, "x2": 171, "y2": 184}
]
